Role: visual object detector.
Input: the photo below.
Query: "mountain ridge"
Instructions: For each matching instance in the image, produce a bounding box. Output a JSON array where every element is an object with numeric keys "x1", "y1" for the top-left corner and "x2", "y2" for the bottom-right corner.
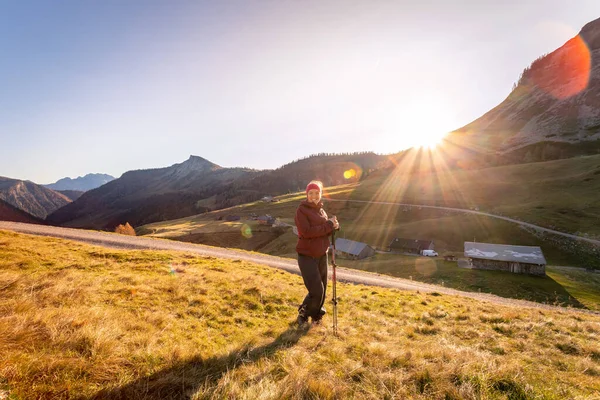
[
  {"x1": 0, "y1": 176, "x2": 71, "y2": 219},
  {"x1": 44, "y1": 173, "x2": 115, "y2": 192},
  {"x1": 46, "y1": 152, "x2": 387, "y2": 230},
  {"x1": 447, "y1": 16, "x2": 600, "y2": 155}
]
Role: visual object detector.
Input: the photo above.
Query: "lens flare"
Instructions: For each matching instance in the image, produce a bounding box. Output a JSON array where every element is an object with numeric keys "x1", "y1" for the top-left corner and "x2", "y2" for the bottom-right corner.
[
  {"x1": 342, "y1": 164, "x2": 363, "y2": 181},
  {"x1": 531, "y1": 35, "x2": 591, "y2": 99},
  {"x1": 415, "y1": 257, "x2": 437, "y2": 277},
  {"x1": 241, "y1": 224, "x2": 253, "y2": 239}
]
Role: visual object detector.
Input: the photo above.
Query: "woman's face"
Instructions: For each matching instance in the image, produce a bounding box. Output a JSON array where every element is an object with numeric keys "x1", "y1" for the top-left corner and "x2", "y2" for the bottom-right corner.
[{"x1": 307, "y1": 189, "x2": 321, "y2": 204}]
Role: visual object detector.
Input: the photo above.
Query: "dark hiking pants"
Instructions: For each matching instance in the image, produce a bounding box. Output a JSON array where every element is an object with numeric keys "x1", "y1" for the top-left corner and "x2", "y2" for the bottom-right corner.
[{"x1": 298, "y1": 253, "x2": 328, "y2": 320}]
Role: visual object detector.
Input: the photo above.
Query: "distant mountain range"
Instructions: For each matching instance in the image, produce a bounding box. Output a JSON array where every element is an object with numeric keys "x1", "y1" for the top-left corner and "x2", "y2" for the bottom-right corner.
[
  {"x1": 447, "y1": 16, "x2": 600, "y2": 162},
  {"x1": 46, "y1": 156, "x2": 253, "y2": 229},
  {"x1": 44, "y1": 173, "x2": 115, "y2": 191},
  {"x1": 46, "y1": 153, "x2": 387, "y2": 230},
  {"x1": 0, "y1": 176, "x2": 71, "y2": 219}
]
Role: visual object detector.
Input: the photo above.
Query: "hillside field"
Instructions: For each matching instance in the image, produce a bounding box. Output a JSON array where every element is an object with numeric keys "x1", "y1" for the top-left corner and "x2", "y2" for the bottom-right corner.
[{"x1": 1, "y1": 230, "x2": 599, "y2": 399}]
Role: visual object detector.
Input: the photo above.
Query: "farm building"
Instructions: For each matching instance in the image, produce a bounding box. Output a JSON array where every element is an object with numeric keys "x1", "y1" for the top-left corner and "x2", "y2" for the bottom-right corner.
[
  {"x1": 257, "y1": 215, "x2": 276, "y2": 225},
  {"x1": 334, "y1": 238, "x2": 376, "y2": 260},
  {"x1": 389, "y1": 238, "x2": 434, "y2": 254},
  {"x1": 464, "y1": 242, "x2": 546, "y2": 276}
]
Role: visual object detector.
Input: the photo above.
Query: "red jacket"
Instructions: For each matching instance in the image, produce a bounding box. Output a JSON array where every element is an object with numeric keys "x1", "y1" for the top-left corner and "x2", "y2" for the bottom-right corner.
[{"x1": 295, "y1": 200, "x2": 334, "y2": 258}]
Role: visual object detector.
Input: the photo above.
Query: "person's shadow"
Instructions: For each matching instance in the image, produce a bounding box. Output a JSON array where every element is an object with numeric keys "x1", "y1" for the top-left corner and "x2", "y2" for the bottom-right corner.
[{"x1": 87, "y1": 324, "x2": 309, "y2": 400}]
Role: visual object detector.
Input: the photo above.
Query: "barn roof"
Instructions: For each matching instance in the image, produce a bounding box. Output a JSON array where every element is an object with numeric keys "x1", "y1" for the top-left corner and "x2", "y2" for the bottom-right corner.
[
  {"x1": 464, "y1": 242, "x2": 547, "y2": 265},
  {"x1": 335, "y1": 238, "x2": 371, "y2": 256}
]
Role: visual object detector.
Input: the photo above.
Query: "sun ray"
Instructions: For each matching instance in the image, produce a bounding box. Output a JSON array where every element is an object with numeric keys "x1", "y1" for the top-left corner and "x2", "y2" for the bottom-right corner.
[
  {"x1": 348, "y1": 149, "x2": 421, "y2": 248},
  {"x1": 427, "y1": 147, "x2": 497, "y2": 242}
]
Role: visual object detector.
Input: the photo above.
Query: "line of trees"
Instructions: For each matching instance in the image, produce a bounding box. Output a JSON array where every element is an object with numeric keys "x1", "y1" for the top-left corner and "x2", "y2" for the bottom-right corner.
[{"x1": 277, "y1": 151, "x2": 379, "y2": 170}]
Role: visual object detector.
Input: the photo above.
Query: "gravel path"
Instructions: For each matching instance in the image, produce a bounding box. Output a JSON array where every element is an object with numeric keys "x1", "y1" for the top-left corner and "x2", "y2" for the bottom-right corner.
[{"x1": 1, "y1": 221, "x2": 597, "y2": 315}]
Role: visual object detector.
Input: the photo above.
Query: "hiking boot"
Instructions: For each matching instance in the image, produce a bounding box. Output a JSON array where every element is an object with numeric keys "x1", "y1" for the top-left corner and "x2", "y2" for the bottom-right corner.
[
  {"x1": 311, "y1": 316, "x2": 323, "y2": 326},
  {"x1": 297, "y1": 305, "x2": 308, "y2": 326},
  {"x1": 297, "y1": 314, "x2": 309, "y2": 325}
]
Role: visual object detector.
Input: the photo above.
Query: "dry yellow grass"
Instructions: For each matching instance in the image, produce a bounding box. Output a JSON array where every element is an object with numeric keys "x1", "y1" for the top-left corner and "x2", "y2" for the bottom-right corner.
[
  {"x1": 139, "y1": 184, "x2": 356, "y2": 238},
  {"x1": 145, "y1": 220, "x2": 266, "y2": 237},
  {"x1": 1, "y1": 230, "x2": 599, "y2": 399}
]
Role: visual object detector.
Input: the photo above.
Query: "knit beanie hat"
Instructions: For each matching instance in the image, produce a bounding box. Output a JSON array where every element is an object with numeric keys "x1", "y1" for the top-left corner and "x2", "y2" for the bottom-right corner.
[{"x1": 306, "y1": 181, "x2": 323, "y2": 194}]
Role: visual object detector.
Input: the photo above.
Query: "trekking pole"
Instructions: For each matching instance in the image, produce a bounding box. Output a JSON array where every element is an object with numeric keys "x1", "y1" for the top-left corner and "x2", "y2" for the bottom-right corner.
[{"x1": 331, "y1": 228, "x2": 338, "y2": 337}]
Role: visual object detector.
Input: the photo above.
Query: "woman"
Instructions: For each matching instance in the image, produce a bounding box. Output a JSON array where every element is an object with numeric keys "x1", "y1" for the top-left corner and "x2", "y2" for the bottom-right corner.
[{"x1": 294, "y1": 180, "x2": 339, "y2": 325}]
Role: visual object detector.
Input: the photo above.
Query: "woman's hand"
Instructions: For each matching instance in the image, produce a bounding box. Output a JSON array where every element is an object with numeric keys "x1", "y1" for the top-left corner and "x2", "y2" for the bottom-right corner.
[{"x1": 329, "y1": 216, "x2": 340, "y2": 230}]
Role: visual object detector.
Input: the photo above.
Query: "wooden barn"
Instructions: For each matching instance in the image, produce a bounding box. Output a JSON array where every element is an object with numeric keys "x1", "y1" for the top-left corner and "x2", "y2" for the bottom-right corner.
[
  {"x1": 389, "y1": 238, "x2": 434, "y2": 255},
  {"x1": 334, "y1": 238, "x2": 376, "y2": 260},
  {"x1": 257, "y1": 215, "x2": 275, "y2": 225},
  {"x1": 464, "y1": 242, "x2": 546, "y2": 276}
]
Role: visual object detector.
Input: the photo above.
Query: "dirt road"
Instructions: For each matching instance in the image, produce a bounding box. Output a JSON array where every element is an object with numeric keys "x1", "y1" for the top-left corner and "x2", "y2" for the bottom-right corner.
[{"x1": 327, "y1": 199, "x2": 600, "y2": 247}]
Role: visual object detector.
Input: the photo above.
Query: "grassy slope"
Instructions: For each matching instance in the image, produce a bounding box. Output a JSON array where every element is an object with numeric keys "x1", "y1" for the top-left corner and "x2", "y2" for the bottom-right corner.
[
  {"x1": 546, "y1": 267, "x2": 600, "y2": 311},
  {"x1": 352, "y1": 154, "x2": 600, "y2": 236},
  {"x1": 339, "y1": 254, "x2": 600, "y2": 311},
  {"x1": 1, "y1": 230, "x2": 600, "y2": 399},
  {"x1": 137, "y1": 167, "x2": 600, "y2": 308},
  {"x1": 140, "y1": 155, "x2": 600, "y2": 261},
  {"x1": 140, "y1": 200, "x2": 600, "y2": 310}
]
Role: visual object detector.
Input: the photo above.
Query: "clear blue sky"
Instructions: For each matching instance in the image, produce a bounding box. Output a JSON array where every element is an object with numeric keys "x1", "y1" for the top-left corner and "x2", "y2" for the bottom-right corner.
[{"x1": 2, "y1": 0, "x2": 599, "y2": 184}]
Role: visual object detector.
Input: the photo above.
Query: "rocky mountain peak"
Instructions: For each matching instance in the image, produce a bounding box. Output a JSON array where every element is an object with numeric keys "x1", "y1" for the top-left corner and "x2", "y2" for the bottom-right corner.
[
  {"x1": 579, "y1": 16, "x2": 600, "y2": 50},
  {"x1": 185, "y1": 155, "x2": 219, "y2": 168},
  {"x1": 44, "y1": 173, "x2": 115, "y2": 191},
  {"x1": 170, "y1": 155, "x2": 220, "y2": 177}
]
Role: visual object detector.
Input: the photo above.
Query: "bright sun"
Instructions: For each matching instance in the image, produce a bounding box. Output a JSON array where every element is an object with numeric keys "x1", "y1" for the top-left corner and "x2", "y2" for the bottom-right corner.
[
  {"x1": 394, "y1": 120, "x2": 451, "y2": 151},
  {"x1": 413, "y1": 132, "x2": 446, "y2": 149},
  {"x1": 387, "y1": 97, "x2": 455, "y2": 150}
]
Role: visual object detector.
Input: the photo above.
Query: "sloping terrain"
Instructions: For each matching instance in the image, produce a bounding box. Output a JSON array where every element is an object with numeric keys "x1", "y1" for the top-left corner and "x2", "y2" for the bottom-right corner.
[
  {"x1": 1, "y1": 230, "x2": 599, "y2": 399},
  {"x1": 0, "y1": 199, "x2": 44, "y2": 224},
  {"x1": 0, "y1": 176, "x2": 70, "y2": 219},
  {"x1": 448, "y1": 17, "x2": 600, "y2": 155}
]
